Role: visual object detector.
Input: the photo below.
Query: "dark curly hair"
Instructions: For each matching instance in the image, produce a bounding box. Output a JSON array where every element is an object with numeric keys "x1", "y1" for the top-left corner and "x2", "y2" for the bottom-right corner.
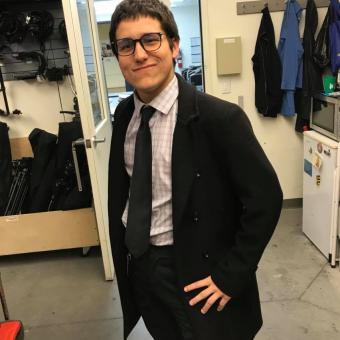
[{"x1": 109, "y1": 0, "x2": 180, "y2": 57}]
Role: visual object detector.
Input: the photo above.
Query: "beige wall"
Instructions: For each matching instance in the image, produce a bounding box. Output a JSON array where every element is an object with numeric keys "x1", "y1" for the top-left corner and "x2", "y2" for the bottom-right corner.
[
  {"x1": 1, "y1": 79, "x2": 75, "y2": 138},
  {"x1": 200, "y1": 0, "x2": 327, "y2": 199}
]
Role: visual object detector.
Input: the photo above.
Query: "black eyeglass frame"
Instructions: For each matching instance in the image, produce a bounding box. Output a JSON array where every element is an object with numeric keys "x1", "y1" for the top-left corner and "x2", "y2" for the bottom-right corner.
[{"x1": 112, "y1": 32, "x2": 164, "y2": 56}]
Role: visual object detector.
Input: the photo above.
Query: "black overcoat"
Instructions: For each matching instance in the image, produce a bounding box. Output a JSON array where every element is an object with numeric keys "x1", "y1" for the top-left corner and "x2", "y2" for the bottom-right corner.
[
  {"x1": 295, "y1": 0, "x2": 323, "y2": 132},
  {"x1": 108, "y1": 75, "x2": 283, "y2": 340},
  {"x1": 252, "y1": 6, "x2": 282, "y2": 117}
]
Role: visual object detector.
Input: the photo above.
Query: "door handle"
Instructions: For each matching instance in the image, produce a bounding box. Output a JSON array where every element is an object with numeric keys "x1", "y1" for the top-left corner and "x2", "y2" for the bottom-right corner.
[
  {"x1": 72, "y1": 138, "x2": 85, "y2": 192},
  {"x1": 91, "y1": 136, "x2": 106, "y2": 148}
]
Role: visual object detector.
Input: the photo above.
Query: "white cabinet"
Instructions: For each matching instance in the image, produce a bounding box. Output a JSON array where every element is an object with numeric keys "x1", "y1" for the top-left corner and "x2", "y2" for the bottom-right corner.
[{"x1": 303, "y1": 131, "x2": 340, "y2": 266}]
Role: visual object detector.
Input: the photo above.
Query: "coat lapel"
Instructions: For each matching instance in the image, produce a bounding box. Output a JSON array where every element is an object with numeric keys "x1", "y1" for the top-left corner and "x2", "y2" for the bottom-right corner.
[
  {"x1": 172, "y1": 75, "x2": 200, "y2": 230},
  {"x1": 108, "y1": 95, "x2": 134, "y2": 232}
]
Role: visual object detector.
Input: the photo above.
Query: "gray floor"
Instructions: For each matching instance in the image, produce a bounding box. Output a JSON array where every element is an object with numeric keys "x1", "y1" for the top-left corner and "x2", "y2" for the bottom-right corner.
[{"x1": 1, "y1": 207, "x2": 340, "y2": 340}]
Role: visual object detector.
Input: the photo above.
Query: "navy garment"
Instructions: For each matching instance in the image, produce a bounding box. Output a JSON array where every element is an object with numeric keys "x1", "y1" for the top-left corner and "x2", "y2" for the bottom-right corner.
[
  {"x1": 329, "y1": 0, "x2": 340, "y2": 74},
  {"x1": 278, "y1": 0, "x2": 304, "y2": 116}
]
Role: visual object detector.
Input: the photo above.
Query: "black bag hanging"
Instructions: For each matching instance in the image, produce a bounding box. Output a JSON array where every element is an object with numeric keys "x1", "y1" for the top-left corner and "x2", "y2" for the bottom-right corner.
[
  {"x1": 49, "y1": 121, "x2": 92, "y2": 211},
  {"x1": 314, "y1": 5, "x2": 331, "y2": 69},
  {"x1": 24, "y1": 128, "x2": 58, "y2": 213},
  {"x1": 0, "y1": 122, "x2": 12, "y2": 215}
]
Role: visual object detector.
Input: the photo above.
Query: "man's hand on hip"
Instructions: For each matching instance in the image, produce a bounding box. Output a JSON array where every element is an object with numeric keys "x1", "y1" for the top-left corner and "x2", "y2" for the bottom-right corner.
[{"x1": 184, "y1": 276, "x2": 231, "y2": 314}]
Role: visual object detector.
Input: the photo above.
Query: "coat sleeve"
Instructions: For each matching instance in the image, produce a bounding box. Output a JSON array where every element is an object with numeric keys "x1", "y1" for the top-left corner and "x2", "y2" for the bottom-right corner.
[{"x1": 209, "y1": 103, "x2": 283, "y2": 297}]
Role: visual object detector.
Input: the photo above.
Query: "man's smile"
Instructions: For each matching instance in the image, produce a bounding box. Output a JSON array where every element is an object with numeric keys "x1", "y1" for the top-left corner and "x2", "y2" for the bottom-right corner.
[{"x1": 133, "y1": 64, "x2": 157, "y2": 72}]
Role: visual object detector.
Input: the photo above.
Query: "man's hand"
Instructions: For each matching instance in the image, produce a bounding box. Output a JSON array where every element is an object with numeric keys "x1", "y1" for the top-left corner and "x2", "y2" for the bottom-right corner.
[{"x1": 184, "y1": 276, "x2": 231, "y2": 314}]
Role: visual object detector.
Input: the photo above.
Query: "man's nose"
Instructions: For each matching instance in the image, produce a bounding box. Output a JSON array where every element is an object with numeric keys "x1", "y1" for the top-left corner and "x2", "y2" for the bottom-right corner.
[{"x1": 134, "y1": 41, "x2": 148, "y2": 60}]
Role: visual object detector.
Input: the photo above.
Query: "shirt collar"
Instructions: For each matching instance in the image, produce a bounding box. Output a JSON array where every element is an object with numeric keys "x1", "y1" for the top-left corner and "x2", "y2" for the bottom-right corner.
[{"x1": 133, "y1": 75, "x2": 178, "y2": 117}]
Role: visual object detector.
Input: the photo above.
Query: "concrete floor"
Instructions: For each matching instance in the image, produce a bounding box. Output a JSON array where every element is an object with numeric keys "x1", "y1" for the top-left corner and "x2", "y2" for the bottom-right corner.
[{"x1": 1, "y1": 207, "x2": 340, "y2": 340}]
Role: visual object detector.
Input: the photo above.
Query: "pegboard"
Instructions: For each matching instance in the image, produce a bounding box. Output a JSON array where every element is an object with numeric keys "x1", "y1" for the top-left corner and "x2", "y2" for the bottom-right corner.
[
  {"x1": 0, "y1": 0, "x2": 71, "y2": 81},
  {"x1": 237, "y1": 0, "x2": 330, "y2": 15}
]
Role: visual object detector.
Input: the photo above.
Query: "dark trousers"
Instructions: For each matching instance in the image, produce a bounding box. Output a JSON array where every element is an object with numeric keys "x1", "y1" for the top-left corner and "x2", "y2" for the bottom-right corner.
[{"x1": 129, "y1": 245, "x2": 194, "y2": 340}]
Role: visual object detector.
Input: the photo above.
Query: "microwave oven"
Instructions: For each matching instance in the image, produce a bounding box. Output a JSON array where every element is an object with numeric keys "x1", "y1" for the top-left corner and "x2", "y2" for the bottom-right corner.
[{"x1": 310, "y1": 94, "x2": 340, "y2": 141}]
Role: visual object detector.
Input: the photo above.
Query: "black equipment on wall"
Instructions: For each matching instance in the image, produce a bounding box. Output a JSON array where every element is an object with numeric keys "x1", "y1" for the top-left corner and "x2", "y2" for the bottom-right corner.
[
  {"x1": 46, "y1": 65, "x2": 68, "y2": 81},
  {"x1": 12, "y1": 51, "x2": 47, "y2": 81},
  {"x1": 26, "y1": 10, "x2": 54, "y2": 52},
  {"x1": 0, "y1": 65, "x2": 22, "y2": 116},
  {"x1": 0, "y1": 11, "x2": 26, "y2": 44},
  {"x1": 0, "y1": 1, "x2": 70, "y2": 82},
  {"x1": 0, "y1": 122, "x2": 12, "y2": 216},
  {"x1": 58, "y1": 19, "x2": 67, "y2": 42}
]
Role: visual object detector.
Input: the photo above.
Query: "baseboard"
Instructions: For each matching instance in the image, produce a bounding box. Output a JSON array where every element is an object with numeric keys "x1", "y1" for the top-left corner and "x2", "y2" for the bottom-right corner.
[{"x1": 282, "y1": 198, "x2": 302, "y2": 209}]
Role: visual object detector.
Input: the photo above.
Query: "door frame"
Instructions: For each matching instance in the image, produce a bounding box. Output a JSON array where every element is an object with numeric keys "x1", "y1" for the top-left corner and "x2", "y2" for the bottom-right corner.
[{"x1": 62, "y1": 0, "x2": 114, "y2": 280}]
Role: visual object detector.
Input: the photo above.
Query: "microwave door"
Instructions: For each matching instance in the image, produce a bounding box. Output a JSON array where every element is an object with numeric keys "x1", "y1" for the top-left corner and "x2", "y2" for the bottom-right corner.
[{"x1": 311, "y1": 98, "x2": 337, "y2": 140}]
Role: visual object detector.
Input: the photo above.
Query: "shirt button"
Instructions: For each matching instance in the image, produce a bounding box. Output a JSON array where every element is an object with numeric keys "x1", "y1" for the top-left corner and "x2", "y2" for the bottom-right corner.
[
  {"x1": 196, "y1": 172, "x2": 201, "y2": 178},
  {"x1": 202, "y1": 252, "x2": 209, "y2": 259}
]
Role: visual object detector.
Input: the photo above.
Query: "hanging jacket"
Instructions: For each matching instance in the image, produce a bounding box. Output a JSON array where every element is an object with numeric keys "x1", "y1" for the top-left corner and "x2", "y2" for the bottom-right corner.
[
  {"x1": 295, "y1": 0, "x2": 323, "y2": 132},
  {"x1": 329, "y1": 0, "x2": 340, "y2": 74},
  {"x1": 252, "y1": 6, "x2": 283, "y2": 117},
  {"x1": 24, "y1": 128, "x2": 57, "y2": 213},
  {"x1": 0, "y1": 122, "x2": 12, "y2": 215},
  {"x1": 278, "y1": 0, "x2": 304, "y2": 116}
]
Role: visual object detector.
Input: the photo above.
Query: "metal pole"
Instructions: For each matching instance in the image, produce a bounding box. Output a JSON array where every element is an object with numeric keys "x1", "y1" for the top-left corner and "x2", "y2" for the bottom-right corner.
[{"x1": 0, "y1": 272, "x2": 10, "y2": 320}]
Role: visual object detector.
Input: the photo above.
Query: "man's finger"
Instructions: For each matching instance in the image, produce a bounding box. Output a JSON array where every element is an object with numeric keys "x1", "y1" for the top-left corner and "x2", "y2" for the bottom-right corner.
[
  {"x1": 189, "y1": 286, "x2": 213, "y2": 306},
  {"x1": 184, "y1": 277, "x2": 209, "y2": 292},
  {"x1": 217, "y1": 296, "x2": 231, "y2": 312},
  {"x1": 201, "y1": 292, "x2": 220, "y2": 314}
]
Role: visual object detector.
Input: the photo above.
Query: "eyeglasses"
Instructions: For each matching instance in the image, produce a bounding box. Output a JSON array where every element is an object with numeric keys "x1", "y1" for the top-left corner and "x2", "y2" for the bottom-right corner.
[{"x1": 113, "y1": 32, "x2": 164, "y2": 56}]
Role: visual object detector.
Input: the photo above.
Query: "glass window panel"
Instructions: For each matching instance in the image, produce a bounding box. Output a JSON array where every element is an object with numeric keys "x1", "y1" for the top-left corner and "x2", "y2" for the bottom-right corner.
[{"x1": 77, "y1": 0, "x2": 104, "y2": 127}]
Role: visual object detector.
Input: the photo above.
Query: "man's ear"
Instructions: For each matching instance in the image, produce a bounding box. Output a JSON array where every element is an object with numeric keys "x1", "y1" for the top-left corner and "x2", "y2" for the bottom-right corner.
[{"x1": 171, "y1": 38, "x2": 180, "y2": 59}]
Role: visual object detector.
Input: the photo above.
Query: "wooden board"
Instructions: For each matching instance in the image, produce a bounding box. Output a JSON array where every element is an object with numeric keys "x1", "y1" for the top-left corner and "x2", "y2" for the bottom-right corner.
[
  {"x1": 0, "y1": 208, "x2": 99, "y2": 256},
  {"x1": 10, "y1": 138, "x2": 33, "y2": 160}
]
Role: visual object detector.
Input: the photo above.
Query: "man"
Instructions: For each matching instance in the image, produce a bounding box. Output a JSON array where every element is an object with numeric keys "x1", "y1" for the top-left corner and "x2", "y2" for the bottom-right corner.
[{"x1": 108, "y1": 1, "x2": 283, "y2": 340}]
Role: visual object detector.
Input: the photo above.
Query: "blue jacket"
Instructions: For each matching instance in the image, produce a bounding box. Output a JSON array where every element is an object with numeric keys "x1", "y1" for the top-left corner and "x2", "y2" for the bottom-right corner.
[{"x1": 278, "y1": 0, "x2": 304, "y2": 116}]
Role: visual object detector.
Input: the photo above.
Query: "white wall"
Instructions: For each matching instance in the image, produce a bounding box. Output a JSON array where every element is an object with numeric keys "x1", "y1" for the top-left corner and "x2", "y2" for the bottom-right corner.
[
  {"x1": 172, "y1": 5, "x2": 201, "y2": 68},
  {"x1": 200, "y1": 0, "x2": 327, "y2": 199},
  {"x1": 0, "y1": 79, "x2": 75, "y2": 138}
]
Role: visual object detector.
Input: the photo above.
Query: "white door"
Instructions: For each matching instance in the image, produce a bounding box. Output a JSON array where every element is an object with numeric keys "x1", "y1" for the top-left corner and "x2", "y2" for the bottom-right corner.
[{"x1": 62, "y1": 0, "x2": 114, "y2": 279}]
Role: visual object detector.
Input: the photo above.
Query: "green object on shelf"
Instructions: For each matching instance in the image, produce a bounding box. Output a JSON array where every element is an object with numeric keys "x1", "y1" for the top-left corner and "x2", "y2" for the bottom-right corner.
[{"x1": 323, "y1": 75, "x2": 336, "y2": 94}]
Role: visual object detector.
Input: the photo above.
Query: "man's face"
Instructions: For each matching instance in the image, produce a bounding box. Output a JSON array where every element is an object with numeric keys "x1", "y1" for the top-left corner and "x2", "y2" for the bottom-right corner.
[{"x1": 115, "y1": 16, "x2": 179, "y2": 103}]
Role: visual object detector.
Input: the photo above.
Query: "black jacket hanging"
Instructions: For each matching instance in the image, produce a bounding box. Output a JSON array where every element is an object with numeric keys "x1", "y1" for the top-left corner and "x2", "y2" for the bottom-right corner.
[
  {"x1": 0, "y1": 122, "x2": 12, "y2": 215},
  {"x1": 252, "y1": 6, "x2": 282, "y2": 117},
  {"x1": 295, "y1": 0, "x2": 323, "y2": 132},
  {"x1": 24, "y1": 128, "x2": 57, "y2": 213}
]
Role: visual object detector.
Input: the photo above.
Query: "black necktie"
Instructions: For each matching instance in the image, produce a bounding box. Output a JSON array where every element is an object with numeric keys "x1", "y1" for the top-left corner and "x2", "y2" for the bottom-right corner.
[{"x1": 125, "y1": 105, "x2": 156, "y2": 258}]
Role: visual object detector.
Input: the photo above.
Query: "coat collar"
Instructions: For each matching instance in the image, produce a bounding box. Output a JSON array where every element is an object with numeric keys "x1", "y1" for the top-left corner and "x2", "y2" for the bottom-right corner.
[
  {"x1": 176, "y1": 73, "x2": 200, "y2": 125},
  {"x1": 114, "y1": 73, "x2": 199, "y2": 126}
]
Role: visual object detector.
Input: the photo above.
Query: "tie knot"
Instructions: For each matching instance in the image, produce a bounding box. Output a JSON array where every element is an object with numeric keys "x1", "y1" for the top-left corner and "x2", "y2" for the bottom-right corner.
[{"x1": 140, "y1": 105, "x2": 156, "y2": 124}]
